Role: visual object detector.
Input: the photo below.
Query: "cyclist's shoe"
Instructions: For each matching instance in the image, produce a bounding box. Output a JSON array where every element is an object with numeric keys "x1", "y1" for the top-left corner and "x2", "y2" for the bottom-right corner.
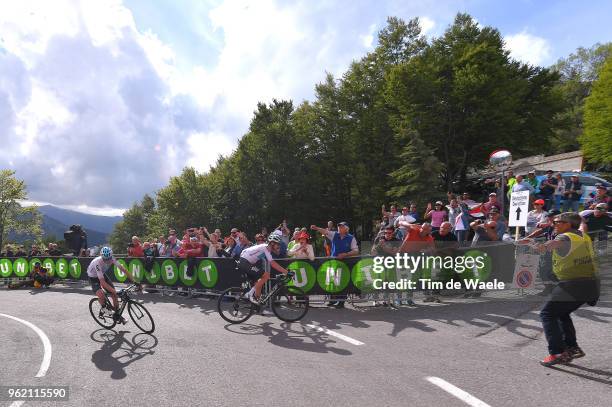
[
  {"x1": 246, "y1": 291, "x2": 260, "y2": 305},
  {"x1": 405, "y1": 299, "x2": 417, "y2": 306},
  {"x1": 567, "y1": 346, "x2": 585, "y2": 359},
  {"x1": 540, "y1": 352, "x2": 572, "y2": 367},
  {"x1": 334, "y1": 302, "x2": 345, "y2": 309},
  {"x1": 113, "y1": 313, "x2": 127, "y2": 325},
  {"x1": 327, "y1": 301, "x2": 338, "y2": 306}
]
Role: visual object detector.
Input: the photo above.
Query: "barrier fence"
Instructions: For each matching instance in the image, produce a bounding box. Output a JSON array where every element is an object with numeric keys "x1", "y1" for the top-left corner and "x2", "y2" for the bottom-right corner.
[{"x1": 0, "y1": 243, "x2": 519, "y2": 295}]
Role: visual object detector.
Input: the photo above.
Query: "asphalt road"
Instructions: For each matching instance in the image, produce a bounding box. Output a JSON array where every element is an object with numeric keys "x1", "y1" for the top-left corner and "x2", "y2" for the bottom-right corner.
[{"x1": 1, "y1": 280, "x2": 611, "y2": 407}]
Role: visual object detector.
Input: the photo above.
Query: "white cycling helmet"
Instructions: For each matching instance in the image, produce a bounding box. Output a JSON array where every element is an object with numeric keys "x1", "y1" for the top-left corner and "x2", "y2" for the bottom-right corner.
[{"x1": 100, "y1": 246, "x2": 113, "y2": 259}]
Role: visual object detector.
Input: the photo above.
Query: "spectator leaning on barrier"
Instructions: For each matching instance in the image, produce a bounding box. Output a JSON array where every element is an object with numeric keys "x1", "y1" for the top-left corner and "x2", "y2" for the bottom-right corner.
[
  {"x1": 127, "y1": 236, "x2": 144, "y2": 257},
  {"x1": 288, "y1": 232, "x2": 315, "y2": 261},
  {"x1": 397, "y1": 222, "x2": 434, "y2": 305},
  {"x1": 164, "y1": 232, "x2": 181, "y2": 257},
  {"x1": 585, "y1": 184, "x2": 611, "y2": 209},
  {"x1": 371, "y1": 225, "x2": 401, "y2": 256},
  {"x1": 287, "y1": 230, "x2": 301, "y2": 252},
  {"x1": 535, "y1": 212, "x2": 600, "y2": 366},
  {"x1": 488, "y1": 207, "x2": 507, "y2": 240},
  {"x1": 15, "y1": 246, "x2": 27, "y2": 256},
  {"x1": 563, "y1": 175, "x2": 582, "y2": 212},
  {"x1": 553, "y1": 173, "x2": 566, "y2": 212},
  {"x1": 432, "y1": 222, "x2": 456, "y2": 244},
  {"x1": 47, "y1": 243, "x2": 61, "y2": 256},
  {"x1": 526, "y1": 199, "x2": 549, "y2": 235},
  {"x1": 29, "y1": 245, "x2": 41, "y2": 257},
  {"x1": 323, "y1": 220, "x2": 336, "y2": 257},
  {"x1": 202, "y1": 231, "x2": 223, "y2": 258},
  {"x1": 311, "y1": 221, "x2": 359, "y2": 308},
  {"x1": 580, "y1": 203, "x2": 612, "y2": 245},
  {"x1": 157, "y1": 236, "x2": 167, "y2": 256},
  {"x1": 470, "y1": 218, "x2": 499, "y2": 246},
  {"x1": 232, "y1": 232, "x2": 252, "y2": 259}
]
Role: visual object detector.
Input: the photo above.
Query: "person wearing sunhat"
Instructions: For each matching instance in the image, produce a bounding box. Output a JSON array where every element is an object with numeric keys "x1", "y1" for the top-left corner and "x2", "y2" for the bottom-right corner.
[
  {"x1": 288, "y1": 231, "x2": 315, "y2": 261},
  {"x1": 526, "y1": 199, "x2": 549, "y2": 234},
  {"x1": 311, "y1": 221, "x2": 359, "y2": 308}
]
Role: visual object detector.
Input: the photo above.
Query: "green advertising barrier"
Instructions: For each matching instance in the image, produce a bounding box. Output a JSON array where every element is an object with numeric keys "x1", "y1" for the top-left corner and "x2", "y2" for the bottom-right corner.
[{"x1": 0, "y1": 244, "x2": 516, "y2": 294}]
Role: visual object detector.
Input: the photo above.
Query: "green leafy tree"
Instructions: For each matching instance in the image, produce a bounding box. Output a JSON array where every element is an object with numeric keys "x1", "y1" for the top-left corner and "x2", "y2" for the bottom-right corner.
[
  {"x1": 580, "y1": 56, "x2": 612, "y2": 165},
  {"x1": 388, "y1": 128, "x2": 443, "y2": 205},
  {"x1": 109, "y1": 194, "x2": 157, "y2": 251},
  {"x1": 550, "y1": 43, "x2": 612, "y2": 152},
  {"x1": 0, "y1": 170, "x2": 42, "y2": 251},
  {"x1": 386, "y1": 13, "x2": 562, "y2": 190}
]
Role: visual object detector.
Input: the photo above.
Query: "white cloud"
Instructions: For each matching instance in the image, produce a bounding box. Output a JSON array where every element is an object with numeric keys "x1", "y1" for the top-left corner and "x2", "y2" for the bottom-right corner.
[
  {"x1": 0, "y1": 0, "x2": 456, "y2": 214},
  {"x1": 419, "y1": 16, "x2": 436, "y2": 35},
  {"x1": 505, "y1": 30, "x2": 552, "y2": 66}
]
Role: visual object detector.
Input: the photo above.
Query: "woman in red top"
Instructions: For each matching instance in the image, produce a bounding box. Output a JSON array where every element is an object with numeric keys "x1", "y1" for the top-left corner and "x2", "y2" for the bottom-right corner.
[{"x1": 128, "y1": 236, "x2": 144, "y2": 257}]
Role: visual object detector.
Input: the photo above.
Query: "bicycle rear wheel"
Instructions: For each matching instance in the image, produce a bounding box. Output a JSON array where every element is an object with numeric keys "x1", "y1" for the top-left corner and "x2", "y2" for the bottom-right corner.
[
  {"x1": 271, "y1": 286, "x2": 309, "y2": 322},
  {"x1": 128, "y1": 301, "x2": 155, "y2": 334},
  {"x1": 217, "y1": 287, "x2": 254, "y2": 324},
  {"x1": 89, "y1": 297, "x2": 117, "y2": 330}
]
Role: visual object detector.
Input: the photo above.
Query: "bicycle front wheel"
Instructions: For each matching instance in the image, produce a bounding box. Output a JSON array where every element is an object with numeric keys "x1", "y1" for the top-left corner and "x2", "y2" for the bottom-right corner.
[
  {"x1": 271, "y1": 286, "x2": 309, "y2": 322},
  {"x1": 217, "y1": 287, "x2": 254, "y2": 324},
  {"x1": 128, "y1": 301, "x2": 155, "y2": 334},
  {"x1": 89, "y1": 297, "x2": 117, "y2": 330}
]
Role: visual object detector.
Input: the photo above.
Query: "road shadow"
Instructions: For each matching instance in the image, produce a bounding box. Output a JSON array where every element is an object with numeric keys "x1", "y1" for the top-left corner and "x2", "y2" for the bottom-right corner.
[
  {"x1": 224, "y1": 322, "x2": 352, "y2": 356},
  {"x1": 90, "y1": 329, "x2": 158, "y2": 379},
  {"x1": 549, "y1": 363, "x2": 612, "y2": 386}
]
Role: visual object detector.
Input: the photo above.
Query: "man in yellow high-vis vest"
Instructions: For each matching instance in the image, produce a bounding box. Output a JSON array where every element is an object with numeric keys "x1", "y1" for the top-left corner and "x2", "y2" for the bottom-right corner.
[{"x1": 536, "y1": 212, "x2": 600, "y2": 367}]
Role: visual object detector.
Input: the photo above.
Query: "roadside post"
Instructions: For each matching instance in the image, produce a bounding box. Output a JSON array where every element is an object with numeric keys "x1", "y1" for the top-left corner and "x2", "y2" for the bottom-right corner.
[{"x1": 508, "y1": 190, "x2": 530, "y2": 294}]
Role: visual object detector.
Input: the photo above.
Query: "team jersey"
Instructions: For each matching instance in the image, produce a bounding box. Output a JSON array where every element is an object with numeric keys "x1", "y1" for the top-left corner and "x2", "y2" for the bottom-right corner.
[
  {"x1": 240, "y1": 243, "x2": 273, "y2": 264},
  {"x1": 86, "y1": 256, "x2": 119, "y2": 279}
]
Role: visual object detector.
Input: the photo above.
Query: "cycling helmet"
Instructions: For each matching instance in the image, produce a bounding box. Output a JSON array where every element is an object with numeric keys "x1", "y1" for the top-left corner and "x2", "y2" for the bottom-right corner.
[
  {"x1": 100, "y1": 246, "x2": 113, "y2": 259},
  {"x1": 267, "y1": 234, "x2": 282, "y2": 244}
]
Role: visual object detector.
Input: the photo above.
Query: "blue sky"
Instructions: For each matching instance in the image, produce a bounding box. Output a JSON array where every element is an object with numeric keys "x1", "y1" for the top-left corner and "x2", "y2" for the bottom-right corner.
[{"x1": 0, "y1": 0, "x2": 610, "y2": 215}]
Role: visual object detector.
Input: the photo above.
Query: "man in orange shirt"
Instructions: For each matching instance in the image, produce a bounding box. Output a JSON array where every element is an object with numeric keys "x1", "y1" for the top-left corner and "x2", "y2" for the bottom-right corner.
[{"x1": 395, "y1": 222, "x2": 436, "y2": 305}]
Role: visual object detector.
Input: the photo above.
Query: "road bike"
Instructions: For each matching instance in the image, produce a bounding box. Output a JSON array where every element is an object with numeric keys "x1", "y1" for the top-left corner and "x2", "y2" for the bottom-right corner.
[
  {"x1": 89, "y1": 284, "x2": 155, "y2": 334},
  {"x1": 217, "y1": 270, "x2": 309, "y2": 324}
]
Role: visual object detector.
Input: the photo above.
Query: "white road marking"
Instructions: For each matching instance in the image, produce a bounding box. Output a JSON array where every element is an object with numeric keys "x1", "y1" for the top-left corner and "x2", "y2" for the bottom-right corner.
[
  {"x1": 10, "y1": 401, "x2": 25, "y2": 407},
  {"x1": 0, "y1": 313, "x2": 52, "y2": 377},
  {"x1": 426, "y1": 377, "x2": 491, "y2": 407},
  {"x1": 305, "y1": 324, "x2": 364, "y2": 346}
]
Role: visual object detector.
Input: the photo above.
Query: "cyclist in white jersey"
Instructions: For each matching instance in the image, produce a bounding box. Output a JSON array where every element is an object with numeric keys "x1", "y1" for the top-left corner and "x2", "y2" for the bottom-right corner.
[
  {"x1": 87, "y1": 247, "x2": 137, "y2": 322},
  {"x1": 239, "y1": 234, "x2": 290, "y2": 303}
]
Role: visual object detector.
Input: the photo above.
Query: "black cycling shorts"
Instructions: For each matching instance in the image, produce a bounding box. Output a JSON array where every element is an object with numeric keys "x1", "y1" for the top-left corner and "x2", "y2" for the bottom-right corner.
[
  {"x1": 89, "y1": 274, "x2": 114, "y2": 293},
  {"x1": 238, "y1": 257, "x2": 265, "y2": 282}
]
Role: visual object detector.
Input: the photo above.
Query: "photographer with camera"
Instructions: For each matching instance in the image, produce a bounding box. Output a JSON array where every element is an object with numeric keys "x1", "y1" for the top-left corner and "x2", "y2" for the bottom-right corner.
[
  {"x1": 127, "y1": 236, "x2": 144, "y2": 257},
  {"x1": 64, "y1": 224, "x2": 88, "y2": 256}
]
